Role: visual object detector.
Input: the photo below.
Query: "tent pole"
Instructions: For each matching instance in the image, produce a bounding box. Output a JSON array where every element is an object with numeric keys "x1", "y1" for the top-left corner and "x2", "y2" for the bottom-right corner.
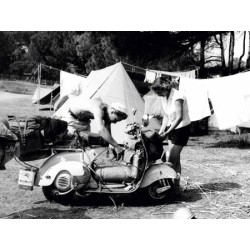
[
  {"x1": 49, "y1": 91, "x2": 53, "y2": 116},
  {"x1": 38, "y1": 63, "x2": 41, "y2": 113}
]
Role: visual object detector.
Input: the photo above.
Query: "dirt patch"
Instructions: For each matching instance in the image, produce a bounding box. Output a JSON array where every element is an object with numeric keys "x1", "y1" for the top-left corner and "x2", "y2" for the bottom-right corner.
[
  {"x1": 1, "y1": 135, "x2": 250, "y2": 219},
  {"x1": 0, "y1": 90, "x2": 31, "y2": 101}
]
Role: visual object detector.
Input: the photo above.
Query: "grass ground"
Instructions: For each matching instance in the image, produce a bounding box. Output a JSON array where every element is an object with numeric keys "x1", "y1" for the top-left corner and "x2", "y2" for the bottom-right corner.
[
  {"x1": 0, "y1": 80, "x2": 37, "y2": 95},
  {"x1": 0, "y1": 80, "x2": 53, "y2": 95},
  {"x1": 1, "y1": 86, "x2": 250, "y2": 219}
]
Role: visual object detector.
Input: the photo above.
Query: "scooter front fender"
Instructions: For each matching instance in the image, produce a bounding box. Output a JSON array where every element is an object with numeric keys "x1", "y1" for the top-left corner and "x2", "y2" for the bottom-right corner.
[
  {"x1": 139, "y1": 162, "x2": 176, "y2": 188},
  {"x1": 34, "y1": 151, "x2": 85, "y2": 186}
]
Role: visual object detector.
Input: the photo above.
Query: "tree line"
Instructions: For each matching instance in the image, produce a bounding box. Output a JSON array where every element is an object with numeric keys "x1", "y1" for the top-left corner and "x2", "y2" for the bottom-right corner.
[{"x1": 0, "y1": 31, "x2": 249, "y2": 80}]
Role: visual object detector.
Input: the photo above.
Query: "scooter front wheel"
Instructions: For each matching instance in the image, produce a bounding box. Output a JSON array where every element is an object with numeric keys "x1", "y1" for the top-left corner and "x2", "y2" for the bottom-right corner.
[{"x1": 146, "y1": 178, "x2": 174, "y2": 201}]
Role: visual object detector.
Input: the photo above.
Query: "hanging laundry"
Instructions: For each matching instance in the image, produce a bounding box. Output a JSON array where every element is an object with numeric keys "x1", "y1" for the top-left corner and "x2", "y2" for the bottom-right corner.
[
  {"x1": 179, "y1": 78, "x2": 211, "y2": 122},
  {"x1": 181, "y1": 86, "x2": 211, "y2": 122},
  {"x1": 144, "y1": 70, "x2": 157, "y2": 83},
  {"x1": 207, "y1": 75, "x2": 250, "y2": 130},
  {"x1": 180, "y1": 71, "x2": 250, "y2": 130},
  {"x1": 60, "y1": 71, "x2": 87, "y2": 98},
  {"x1": 153, "y1": 69, "x2": 197, "y2": 79}
]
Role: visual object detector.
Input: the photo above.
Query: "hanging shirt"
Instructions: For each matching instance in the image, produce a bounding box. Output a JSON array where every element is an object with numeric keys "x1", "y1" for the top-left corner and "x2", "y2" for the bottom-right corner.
[
  {"x1": 161, "y1": 88, "x2": 191, "y2": 129},
  {"x1": 60, "y1": 70, "x2": 87, "y2": 97},
  {"x1": 144, "y1": 70, "x2": 157, "y2": 83},
  {"x1": 179, "y1": 78, "x2": 211, "y2": 122}
]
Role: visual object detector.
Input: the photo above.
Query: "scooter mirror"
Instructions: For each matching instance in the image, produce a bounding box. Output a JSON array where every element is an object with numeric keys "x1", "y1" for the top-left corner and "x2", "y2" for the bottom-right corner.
[
  {"x1": 132, "y1": 108, "x2": 137, "y2": 115},
  {"x1": 142, "y1": 114, "x2": 150, "y2": 127}
]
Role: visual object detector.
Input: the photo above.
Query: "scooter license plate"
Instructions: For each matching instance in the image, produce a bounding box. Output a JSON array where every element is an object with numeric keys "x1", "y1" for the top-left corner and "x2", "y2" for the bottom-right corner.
[{"x1": 18, "y1": 169, "x2": 36, "y2": 191}]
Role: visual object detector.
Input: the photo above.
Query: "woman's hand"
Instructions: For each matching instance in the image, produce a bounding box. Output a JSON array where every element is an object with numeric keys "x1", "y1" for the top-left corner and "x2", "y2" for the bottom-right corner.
[
  {"x1": 158, "y1": 130, "x2": 164, "y2": 135},
  {"x1": 160, "y1": 132, "x2": 168, "y2": 141}
]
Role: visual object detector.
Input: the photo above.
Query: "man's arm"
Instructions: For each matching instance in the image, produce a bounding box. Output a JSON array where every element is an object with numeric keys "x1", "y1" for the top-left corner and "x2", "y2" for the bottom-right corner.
[
  {"x1": 97, "y1": 120, "x2": 119, "y2": 147},
  {"x1": 92, "y1": 104, "x2": 119, "y2": 147}
]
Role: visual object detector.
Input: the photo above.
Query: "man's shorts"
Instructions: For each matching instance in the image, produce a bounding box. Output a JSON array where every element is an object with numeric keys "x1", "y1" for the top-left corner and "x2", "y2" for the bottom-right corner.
[{"x1": 168, "y1": 124, "x2": 190, "y2": 146}]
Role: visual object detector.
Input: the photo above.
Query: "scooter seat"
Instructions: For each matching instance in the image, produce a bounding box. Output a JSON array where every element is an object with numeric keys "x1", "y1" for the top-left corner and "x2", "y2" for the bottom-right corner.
[{"x1": 69, "y1": 123, "x2": 90, "y2": 132}]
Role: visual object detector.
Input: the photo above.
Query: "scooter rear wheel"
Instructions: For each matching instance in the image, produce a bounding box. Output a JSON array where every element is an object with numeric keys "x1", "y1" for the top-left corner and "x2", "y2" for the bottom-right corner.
[{"x1": 42, "y1": 185, "x2": 75, "y2": 205}]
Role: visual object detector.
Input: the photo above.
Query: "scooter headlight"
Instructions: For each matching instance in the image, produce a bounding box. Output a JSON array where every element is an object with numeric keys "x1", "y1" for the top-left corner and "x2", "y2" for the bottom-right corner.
[{"x1": 54, "y1": 170, "x2": 72, "y2": 192}]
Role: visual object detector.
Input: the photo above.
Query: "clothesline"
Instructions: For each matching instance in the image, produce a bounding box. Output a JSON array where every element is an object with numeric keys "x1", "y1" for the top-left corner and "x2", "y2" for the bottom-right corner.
[
  {"x1": 121, "y1": 61, "x2": 146, "y2": 71},
  {"x1": 145, "y1": 68, "x2": 199, "y2": 74},
  {"x1": 40, "y1": 61, "x2": 198, "y2": 81},
  {"x1": 40, "y1": 63, "x2": 87, "y2": 78},
  {"x1": 121, "y1": 61, "x2": 199, "y2": 76}
]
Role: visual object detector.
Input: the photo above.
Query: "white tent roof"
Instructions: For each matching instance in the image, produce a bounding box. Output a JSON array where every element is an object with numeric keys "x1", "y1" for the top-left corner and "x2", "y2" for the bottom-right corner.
[{"x1": 54, "y1": 62, "x2": 160, "y2": 143}]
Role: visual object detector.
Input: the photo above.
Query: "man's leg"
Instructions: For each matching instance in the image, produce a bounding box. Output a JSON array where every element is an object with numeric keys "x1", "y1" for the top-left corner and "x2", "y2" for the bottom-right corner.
[{"x1": 0, "y1": 145, "x2": 6, "y2": 170}]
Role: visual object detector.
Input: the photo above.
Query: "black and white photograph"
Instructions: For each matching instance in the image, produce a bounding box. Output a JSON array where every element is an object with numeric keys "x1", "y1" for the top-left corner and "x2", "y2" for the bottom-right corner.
[{"x1": 1, "y1": 1, "x2": 250, "y2": 249}]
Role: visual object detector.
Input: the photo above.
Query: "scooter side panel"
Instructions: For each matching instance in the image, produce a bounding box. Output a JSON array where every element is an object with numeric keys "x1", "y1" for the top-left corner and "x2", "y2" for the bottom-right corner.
[
  {"x1": 34, "y1": 152, "x2": 85, "y2": 186},
  {"x1": 139, "y1": 162, "x2": 176, "y2": 188}
]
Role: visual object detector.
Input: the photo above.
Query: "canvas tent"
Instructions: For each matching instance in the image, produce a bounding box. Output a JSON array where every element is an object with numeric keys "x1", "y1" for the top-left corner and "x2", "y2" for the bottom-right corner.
[
  {"x1": 31, "y1": 64, "x2": 87, "y2": 109},
  {"x1": 54, "y1": 62, "x2": 160, "y2": 144},
  {"x1": 32, "y1": 83, "x2": 60, "y2": 105}
]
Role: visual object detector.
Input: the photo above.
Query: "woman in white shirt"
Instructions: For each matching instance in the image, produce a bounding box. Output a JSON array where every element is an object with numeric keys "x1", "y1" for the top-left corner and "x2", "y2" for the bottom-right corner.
[{"x1": 151, "y1": 77, "x2": 191, "y2": 189}]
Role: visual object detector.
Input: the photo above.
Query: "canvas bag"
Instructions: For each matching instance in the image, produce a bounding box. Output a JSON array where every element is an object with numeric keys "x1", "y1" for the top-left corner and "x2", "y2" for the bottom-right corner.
[
  {"x1": 142, "y1": 130, "x2": 163, "y2": 161},
  {"x1": 8, "y1": 116, "x2": 44, "y2": 156},
  {"x1": 0, "y1": 122, "x2": 18, "y2": 169}
]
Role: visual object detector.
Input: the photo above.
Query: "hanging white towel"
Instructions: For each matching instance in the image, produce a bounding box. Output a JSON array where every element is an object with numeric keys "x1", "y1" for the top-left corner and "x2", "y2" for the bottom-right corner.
[
  {"x1": 60, "y1": 71, "x2": 87, "y2": 97},
  {"x1": 182, "y1": 87, "x2": 211, "y2": 122},
  {"x1": 144, "y1": 70, "x2": 157, "y2": 83},
  {"x1": 179, "y1": 72, "x2": 250, "y2": 129},
  {"x1": 179, "y1": 78, "x2": 211, "y2": 122},
  {"x1": 207, "y1": 75, "x2": 250, "y2": 130}
]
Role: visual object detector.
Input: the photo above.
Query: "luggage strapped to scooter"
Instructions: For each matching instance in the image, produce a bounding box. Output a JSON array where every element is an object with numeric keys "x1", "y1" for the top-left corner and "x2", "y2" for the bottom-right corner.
[{"x1": 8, "y1": 116, "x2": 45, "y2": 160}]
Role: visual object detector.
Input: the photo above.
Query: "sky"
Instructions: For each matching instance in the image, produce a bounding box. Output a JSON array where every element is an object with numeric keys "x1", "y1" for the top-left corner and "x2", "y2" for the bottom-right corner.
[
  {"x1": 203, "y1": 32, "x2": 249, "y2": 67},
  {"x1": 227, "y1": 31, "x2": 249, "y2": 62}
]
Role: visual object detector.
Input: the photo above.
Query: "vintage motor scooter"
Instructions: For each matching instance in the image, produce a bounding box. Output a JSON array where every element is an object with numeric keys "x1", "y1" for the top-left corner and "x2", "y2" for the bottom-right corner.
[{"x1": 16, "y1": 115, "x2": 177, "y2": 205}]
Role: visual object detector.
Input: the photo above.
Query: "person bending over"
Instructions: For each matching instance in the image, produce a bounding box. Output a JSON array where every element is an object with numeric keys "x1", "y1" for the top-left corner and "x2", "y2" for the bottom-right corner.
[{"x1": 54, "y1": 97, "x2": 128, "y2": 158}]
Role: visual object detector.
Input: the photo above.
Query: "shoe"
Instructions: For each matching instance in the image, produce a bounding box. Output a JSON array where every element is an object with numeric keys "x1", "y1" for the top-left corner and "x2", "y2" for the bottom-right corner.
[
  {"x1": 173, "y1": 172, "x2": 181, "y2": 186},
  {"x1": 0, "y1": 164, "x2": 6, "y2": 170}
]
